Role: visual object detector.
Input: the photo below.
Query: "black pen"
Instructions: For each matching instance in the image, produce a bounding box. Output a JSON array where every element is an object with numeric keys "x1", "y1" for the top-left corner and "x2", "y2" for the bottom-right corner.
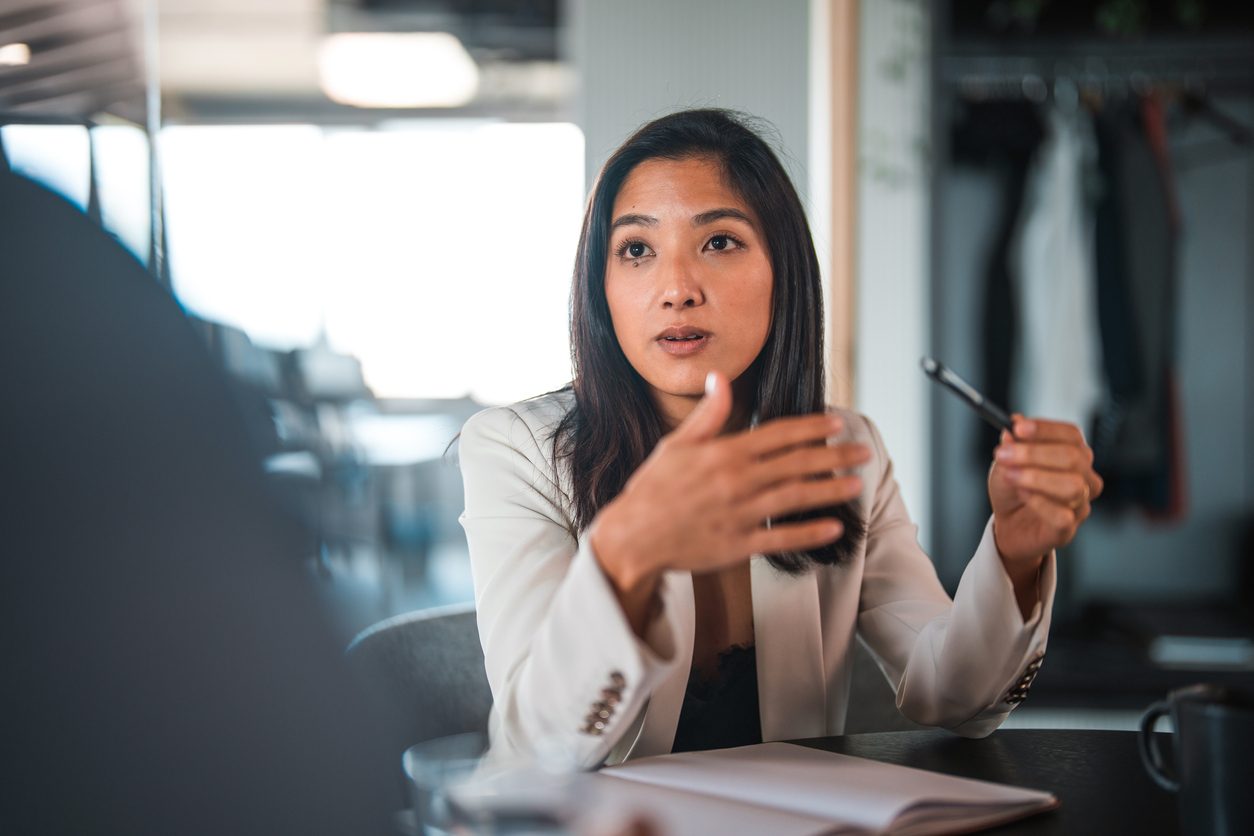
[{"x1": 920, "y1": 357, "x2": 1016, "y2": 436}]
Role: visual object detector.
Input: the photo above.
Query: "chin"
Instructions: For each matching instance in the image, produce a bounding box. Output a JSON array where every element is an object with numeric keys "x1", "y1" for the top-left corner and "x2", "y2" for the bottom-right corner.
[{"x1": 655, "y1": 369, "x2": 712, "y2": 398}]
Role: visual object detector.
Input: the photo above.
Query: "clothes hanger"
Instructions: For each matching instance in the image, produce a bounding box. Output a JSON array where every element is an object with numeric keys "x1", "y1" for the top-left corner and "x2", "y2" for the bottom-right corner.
[{"x1": 1169, "y1": 87, "x2": 1253, "y2": 169}]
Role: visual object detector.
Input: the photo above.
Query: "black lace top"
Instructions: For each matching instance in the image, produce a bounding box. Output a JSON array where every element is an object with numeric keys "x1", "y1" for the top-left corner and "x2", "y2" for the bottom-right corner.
[{"x1": 671, "y1": 643, "x2": 763, "y2": 753}]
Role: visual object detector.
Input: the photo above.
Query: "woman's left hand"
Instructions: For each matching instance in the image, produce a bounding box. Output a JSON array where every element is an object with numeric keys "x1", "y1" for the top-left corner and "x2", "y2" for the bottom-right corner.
[{"x1": 988, "y1": 416, "x2": 1104, "y2": 569}]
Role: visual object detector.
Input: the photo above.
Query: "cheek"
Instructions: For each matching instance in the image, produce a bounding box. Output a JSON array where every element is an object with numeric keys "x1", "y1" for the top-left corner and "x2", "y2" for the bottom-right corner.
[
  {"x1": 743, "y1": 271, "x2": 774, "y2": 344},
  {"x1": 756, "y1": 284, "x2": 774, "y2": 330},
  {"x1": 603, "y1": 274, "x2": 639, "y2": 350}
]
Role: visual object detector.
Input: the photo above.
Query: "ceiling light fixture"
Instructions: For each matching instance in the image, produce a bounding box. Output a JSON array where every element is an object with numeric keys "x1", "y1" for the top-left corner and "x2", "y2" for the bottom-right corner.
[
  {"x1": 318, "y1": 32, "x2": 479, "y2": 109},
  {"x1": 0, "y1": 43, "x2": 32, "y2": 66}
]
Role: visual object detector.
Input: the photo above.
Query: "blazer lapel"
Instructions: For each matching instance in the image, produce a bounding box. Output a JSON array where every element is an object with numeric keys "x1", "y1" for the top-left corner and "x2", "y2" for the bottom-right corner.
[
  {"x1": 751, "y1": 557, "x2": 828, "y2": 741},
  {"x1": 628, "y1": 568, "x2": 695, "y2": 758}
]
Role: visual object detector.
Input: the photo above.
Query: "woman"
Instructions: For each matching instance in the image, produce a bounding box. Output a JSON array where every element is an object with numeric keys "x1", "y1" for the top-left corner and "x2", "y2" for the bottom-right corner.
[{"x1": 458, "y1": 109, "x2": 1101, "y2": 768}]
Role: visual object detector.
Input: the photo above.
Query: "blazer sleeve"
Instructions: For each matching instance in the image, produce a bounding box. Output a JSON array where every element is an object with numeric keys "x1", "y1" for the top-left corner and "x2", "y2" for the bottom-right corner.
[
  {"x1": 458, "y1": 406, "x2": 685, "y2": 768},
  {"x1": 854, "y1": 414, "x2": 1055, "y2": 737}
]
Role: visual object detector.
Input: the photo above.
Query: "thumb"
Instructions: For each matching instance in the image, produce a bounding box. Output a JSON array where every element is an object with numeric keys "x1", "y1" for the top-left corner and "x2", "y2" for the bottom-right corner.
[{"x1": 669, "y1": 370, "x2": 732, "y2": 443}]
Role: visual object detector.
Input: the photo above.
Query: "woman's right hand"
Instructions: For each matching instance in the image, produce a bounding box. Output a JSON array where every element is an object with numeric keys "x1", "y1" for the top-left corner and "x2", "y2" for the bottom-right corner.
[{"x1": 589, "y1": 371, "x2": 869, "y2": 631}]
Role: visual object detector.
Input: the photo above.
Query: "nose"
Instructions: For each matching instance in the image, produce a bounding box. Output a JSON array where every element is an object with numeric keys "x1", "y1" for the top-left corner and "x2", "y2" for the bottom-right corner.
[{"x1": 659, "y1": 255, "x2": 705, "y2": 309}]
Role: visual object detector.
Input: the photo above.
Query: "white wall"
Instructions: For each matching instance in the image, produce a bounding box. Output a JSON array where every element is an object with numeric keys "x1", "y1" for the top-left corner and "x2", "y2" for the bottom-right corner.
[
  {"x1": 571, "y1": 0, "x2": 811, "y2": 202},
  {"x1": 854, "y1": 0, "x2": 932, "y2": 548}
]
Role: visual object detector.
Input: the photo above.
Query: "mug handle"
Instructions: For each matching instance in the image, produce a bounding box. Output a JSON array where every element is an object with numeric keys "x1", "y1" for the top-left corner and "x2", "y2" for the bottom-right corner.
[{"x1": 1138, "y1": 701, "x2": 1180, "y2": 792}]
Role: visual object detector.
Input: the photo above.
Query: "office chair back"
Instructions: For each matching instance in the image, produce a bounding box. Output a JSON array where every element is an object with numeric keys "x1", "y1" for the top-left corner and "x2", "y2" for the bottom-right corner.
[
  {"x1": 348, "y1": 603, "x2": 493, "y2": 747},
  {"x1": 347, "y1": 603, "x2": 493, "y2": 810}
]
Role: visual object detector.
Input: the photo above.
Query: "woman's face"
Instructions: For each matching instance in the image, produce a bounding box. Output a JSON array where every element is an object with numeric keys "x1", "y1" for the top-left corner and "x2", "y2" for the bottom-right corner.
[{"x1": 604, "y1": 156, "x2": 773, "y2": 428}]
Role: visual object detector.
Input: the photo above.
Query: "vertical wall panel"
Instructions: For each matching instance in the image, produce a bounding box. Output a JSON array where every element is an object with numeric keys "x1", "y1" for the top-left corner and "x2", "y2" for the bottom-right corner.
[
  {"x1": 571, "y1": 0, "x2": 810, "y2": 202},
  {"x1": 855, "y1": 0, "x2": 933, "y2": 550}
]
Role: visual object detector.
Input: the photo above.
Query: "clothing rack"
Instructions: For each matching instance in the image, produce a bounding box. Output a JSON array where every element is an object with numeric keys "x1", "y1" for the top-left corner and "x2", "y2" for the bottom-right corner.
[
  {"x1": 940, "y1": 36, "x2": 1254, "y2": 100},
  {"x1": 937, "y1": 38, "x2": 1254, "y2": 153},
  {"x1": 927, "y1": 20, "x2": 1254, "y2": 617}
]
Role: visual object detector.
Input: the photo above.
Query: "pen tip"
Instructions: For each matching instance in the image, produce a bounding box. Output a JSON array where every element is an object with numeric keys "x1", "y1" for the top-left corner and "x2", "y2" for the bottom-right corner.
[{"x1": 920, "y1": 357, "x2": 938, "y2": 375}]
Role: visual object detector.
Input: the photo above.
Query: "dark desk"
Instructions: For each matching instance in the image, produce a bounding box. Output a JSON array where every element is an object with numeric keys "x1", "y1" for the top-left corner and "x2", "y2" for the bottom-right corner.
[{"x1": 795, "y1": 729, "x2": 1178, "y2": 834}]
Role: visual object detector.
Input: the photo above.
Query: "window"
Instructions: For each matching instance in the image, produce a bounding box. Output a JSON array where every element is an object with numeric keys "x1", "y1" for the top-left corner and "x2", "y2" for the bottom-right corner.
[{"x1": 161, "y1": 121, "x2": 584, "y2": 403}]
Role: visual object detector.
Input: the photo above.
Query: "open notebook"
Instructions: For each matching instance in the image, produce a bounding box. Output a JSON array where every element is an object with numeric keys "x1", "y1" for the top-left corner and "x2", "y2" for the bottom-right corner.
[{"x1": 589, "y1": 742, "x2": 1058, "y2": 836}]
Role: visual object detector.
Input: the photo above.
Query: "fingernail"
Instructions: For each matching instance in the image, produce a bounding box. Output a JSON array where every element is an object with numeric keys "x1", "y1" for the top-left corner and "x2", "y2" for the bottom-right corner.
[
  {"x1": 1018, "y1": 419, "x2": 1036, "y2": 437},
  {"x1": 829, "y1": 415, "x2": 844, "y2": 433},
  {"x1": 995, "y1": 446, "x2": 1015, "y2": 462},
  {"x1": 1004, "y1": 467, "x2": 1022, "y2": 482},
  {"x1": 705, "y1": 371, "x2": 717, "y2": 396}
]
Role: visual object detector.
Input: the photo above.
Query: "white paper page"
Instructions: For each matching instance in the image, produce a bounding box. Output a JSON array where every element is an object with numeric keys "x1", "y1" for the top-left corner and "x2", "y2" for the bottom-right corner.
[
  {"x1": 603, "y1": 742, "x2": 1056, "y2": 833},
  {"x1": 448, "y1": 758, "x2": 860, "y2": 836},
  {"x1": 583, "y1": 771, "x2": 860, "y2": 836}
]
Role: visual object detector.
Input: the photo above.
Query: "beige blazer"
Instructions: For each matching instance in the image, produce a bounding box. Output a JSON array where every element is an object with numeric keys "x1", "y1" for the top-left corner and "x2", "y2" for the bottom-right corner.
[{"x1": 458, "y1": 390, "x2": 1053, "y2": 769}]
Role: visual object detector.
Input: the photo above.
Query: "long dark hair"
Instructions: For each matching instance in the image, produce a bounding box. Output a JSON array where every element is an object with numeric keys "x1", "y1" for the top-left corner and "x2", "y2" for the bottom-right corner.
[{"x1": 553, "y1": 108, "x2": 865, "y2": 574}]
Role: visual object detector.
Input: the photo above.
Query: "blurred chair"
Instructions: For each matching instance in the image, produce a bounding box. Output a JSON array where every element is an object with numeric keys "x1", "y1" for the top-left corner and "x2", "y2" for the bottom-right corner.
[
  {"x1": 347, "y1": 603, "x2": 493, "y2": 743},
  {"x1": 347, "y1": 603, "x2": 493, "y2": 804},
  {"x1": 190, "y1": 315, "x2": 385, "y2": 567},
  {"x1": 283, "y1": 343, "x2": 383, "y2": 562},
  {"x1": 188, "y1": 316, "x2": 290, "y2": 458},
  {"x1": 288, "y1": 343, "x2": 373, "y2": 405}
]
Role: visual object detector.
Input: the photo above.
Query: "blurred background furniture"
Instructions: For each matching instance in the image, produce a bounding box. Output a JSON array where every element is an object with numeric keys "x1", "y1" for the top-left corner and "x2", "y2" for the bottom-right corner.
[{"x1": 347, "y1": 603, "x2": 493, "y2": 806}]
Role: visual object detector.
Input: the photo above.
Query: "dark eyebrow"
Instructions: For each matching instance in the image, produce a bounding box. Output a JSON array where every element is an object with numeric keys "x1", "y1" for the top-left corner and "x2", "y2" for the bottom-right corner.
[
  {"x1": 692, "y1": 207, "x2": 755, "y2": 228},
  {"x1": 610, "y1": 213, "x2": 658, "y2": 231}
]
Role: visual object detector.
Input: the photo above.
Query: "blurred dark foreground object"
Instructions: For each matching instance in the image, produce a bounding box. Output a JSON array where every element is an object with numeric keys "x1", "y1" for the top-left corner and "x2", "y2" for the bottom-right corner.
[{"x1": 0, "y1": 170, "x2": 397, "y2": 835}]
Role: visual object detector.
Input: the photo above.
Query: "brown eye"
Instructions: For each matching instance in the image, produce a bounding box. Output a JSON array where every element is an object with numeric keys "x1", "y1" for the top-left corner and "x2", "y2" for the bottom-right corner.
[
  {"x1": 709, "y1": 235, "x2": 730, "y2": 251},
  {"x1": 627, "y1": 242, "x2": 646, "y2": 258}
]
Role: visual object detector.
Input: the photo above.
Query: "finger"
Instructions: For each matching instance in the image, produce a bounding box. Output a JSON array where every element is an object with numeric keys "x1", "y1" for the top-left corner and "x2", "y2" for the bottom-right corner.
[
  {"x1": 730, "y1": 412, "x2": 845, "y2": 458},
  {"x1": 746, "y1": 443, "x2": 872, "y2": 493},
  {"x1": 996, "y1": 440, "x2": 1092, "y2": 472},
  {"x1": 1001, "y1": 466, "x2": 1089, "y2": 507},
  {"x1": 996, "y1": 437, "x2": 1104, "y2": 513},
  {"x1": 668, "y1": 370, "x2": 733, "y2": 443},
  {"x1": 1088, "y1": 468, "x2": 1105, "y2": 500},
  {"x1": 742, "y1": 474, "x2": 863, "y2": 521},
  {"x1": 1075, "y1": 493, "x2": 1093, "y2": 524},
  {"x1": 744, "y1": 518, "x2": 844, "y2": 556},
  {"x1": 1014, "y1": 483, "x2": 1091, "y2": 516},
  {"x1": 1021, "y1": 493, "x2": 1080, "y2": 547},
  {"x1": 1012, "y1": 416, "x2": 1086, "y2": 445}
]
